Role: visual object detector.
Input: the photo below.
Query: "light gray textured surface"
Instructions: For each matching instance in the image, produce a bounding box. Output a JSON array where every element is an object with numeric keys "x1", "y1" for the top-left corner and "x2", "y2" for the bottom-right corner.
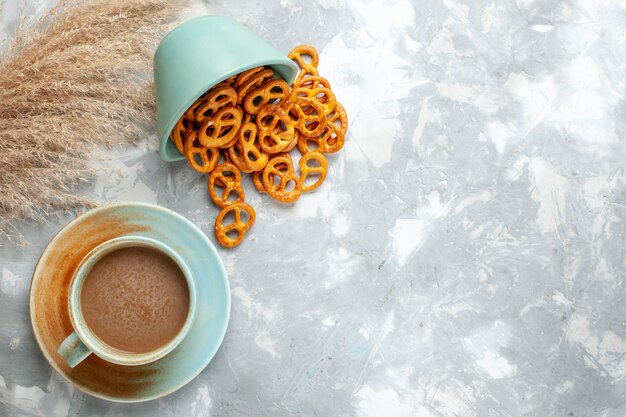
[{"x1": 1, "y1": 0, "x2": 626, "y2": 416}]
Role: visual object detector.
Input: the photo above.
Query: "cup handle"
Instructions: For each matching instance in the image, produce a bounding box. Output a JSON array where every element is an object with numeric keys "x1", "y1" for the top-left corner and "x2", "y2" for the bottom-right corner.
[{"x1": 57, "y1": 332, "x2": 92, "y2": 368}]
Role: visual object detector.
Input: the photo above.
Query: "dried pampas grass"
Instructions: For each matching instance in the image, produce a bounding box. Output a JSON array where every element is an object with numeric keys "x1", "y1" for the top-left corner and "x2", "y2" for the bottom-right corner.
[{"x1": 0, "y1": 0, "x2": 186, "y2": 244}]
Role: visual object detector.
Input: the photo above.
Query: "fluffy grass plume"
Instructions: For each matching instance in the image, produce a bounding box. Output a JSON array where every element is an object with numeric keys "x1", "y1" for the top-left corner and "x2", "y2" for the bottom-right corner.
[{"x1": 0, "y1": 0, "x2": 185, "y2": 244}]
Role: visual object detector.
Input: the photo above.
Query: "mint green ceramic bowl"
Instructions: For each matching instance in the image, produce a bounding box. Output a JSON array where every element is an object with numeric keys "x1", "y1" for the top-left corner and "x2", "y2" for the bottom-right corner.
[{"x1": 154, "y1": 15, "x2": 299, "y2": 162}]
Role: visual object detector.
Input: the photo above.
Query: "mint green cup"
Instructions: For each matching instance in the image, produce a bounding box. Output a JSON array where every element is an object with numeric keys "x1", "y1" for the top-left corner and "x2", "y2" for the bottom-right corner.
[
  {"x1": 57, "y1": 236, "x2": 197, "y2": 368},
  {"x1": 154, "y1": 15, "x2": 299, "y2": 162}
]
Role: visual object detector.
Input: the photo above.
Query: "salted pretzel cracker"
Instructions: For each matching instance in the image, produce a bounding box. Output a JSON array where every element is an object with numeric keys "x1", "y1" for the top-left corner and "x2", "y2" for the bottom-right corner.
[
  {"x1": 285, "y1": 128, "x2": 299, "y2": 152},
  {"x1": 290, "y1": 85, "x2": 336, "y2": 116},
  {"x1": 195, "y1": 86, "x2": 237, "y2": 123},
  {"x1": 294, "y1": 64, "x2": 319, "y2": 85},
  {"x1": 184, "y1": 93, "x2": 207, "y2": 121},
  {"x1": 169, "y1": 115, "x2": 192, "y2": 154},
  {"x1": 208, "y1": 163, "x2": 245, "y2": 208},
  {"x1": 261, "y1": 154, "x2": 302, "y2": 203},
  {"x1": 184, "y1": 131, "x2": 219, "y2": 173},
  {"x1": 236, "y1": 68, "x2": 275, "y2": 104},
  {"x1": 294, "y1": 75, "x2": 331, "y2": 96},
  {"x1": 242, "y1": 106, "x2": 253, "y2": 124},
  {"x1": 252, "y1": 171, "x2": 265, "y2": 193},
  {"x1": 214, "y1": 202, "x2": 256, "y2": 248},
  {"x1": 298, "y1": 151, "x2": 328, "y2": 192},
  {"x1": 287, "y1": 97, "x2": 327, "y2": 138},
  {"x1": 298, "y1": 102, "x2": 348, "y2": 154},
  {"x1": 213, "y1": 74, "x2": 238, "y2": 89},
  {"x1": 252, "y1": 153, "x2": 294, "y2": 194},
  {"x1": 289, "y1": 44, "x2": 320, "y2": 68},
  {"x1": 227, "y1": 141, "x2": 255, "y2": 173},
  {"x1": 243, "y1": 79, "x2": 290, "y2": 115},
  {"x1": 289, "y1": 45, "x2": 321, "y2": 85},
  {"x1": 198, "y1": 106, "x2": 242, "y2": 148},
  {"x1": 295, "y1": 75, "x2": 331, "y2": 90},
  {"x1": 256, "y1": 105, "x2": 296, "y2": 154},
  {"x1": 214, "y1": 150, "x2": 236, "y2": 187},
  {"x1": 228, "y1": 122, "x2": 269, "y2": 172},
  {"x1": 233, "y1": 66, "x2": 265, "y2": 89}
]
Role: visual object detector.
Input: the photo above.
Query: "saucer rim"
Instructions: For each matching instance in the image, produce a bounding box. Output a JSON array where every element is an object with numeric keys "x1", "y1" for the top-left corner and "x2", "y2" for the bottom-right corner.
[{"x1": 29, "y1": 201, "x2": 231, "y2": 403}]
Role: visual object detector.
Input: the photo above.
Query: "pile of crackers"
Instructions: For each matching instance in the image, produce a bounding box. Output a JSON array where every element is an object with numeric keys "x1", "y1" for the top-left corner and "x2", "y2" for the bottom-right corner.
[{"x1": 169, "y1": 45, "x2": 348, "y2": 247}]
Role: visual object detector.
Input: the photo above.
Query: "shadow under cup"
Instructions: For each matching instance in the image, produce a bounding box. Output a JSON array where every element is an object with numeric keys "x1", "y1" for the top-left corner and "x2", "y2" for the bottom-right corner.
[{"x1": 57, "y1": 236, "x2": 197, "y2": 368}]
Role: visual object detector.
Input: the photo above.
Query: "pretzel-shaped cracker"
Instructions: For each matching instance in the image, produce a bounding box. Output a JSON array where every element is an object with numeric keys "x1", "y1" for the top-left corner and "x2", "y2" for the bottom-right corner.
[
  {"x1": 252, "y1": 171, "x2": 265, "y2": 193},
  {"x1": 294, "y1": 64, "x2": 319, "y2": 85},
  {"x1": 290, "y1": 85, "x2": 336, "y2": 116},
  {"x1": 318, "y1": 101, "x2": 348, "y2": 152},
  {"x1": 294, "y1": 75, "x2": 331, "y2": 91},
  {"x1": 285, "y1": 128, "x2": 299, "y2": 152},
  {"x1": 169, "y1": 114, "x2": 192, "y2": 153},
  {"x1": 227, "y1": 141, "x2": 255, "y2": 173},
  {"x1": 183, "y1": 94, "x2": 207, "y2": 121},
  {"x1": 228, "y1": 122, "x2": 269, "y2": 172},
  {"x1": 214, "y1": 202, "x2": 256, "y2": 248},
  {"x1": 256, "y1": 105, "x2": 296, "y2": 154},
  {"x1": 208, "y1": 163, "x2": 245, "y2": 208},
  {"x1": 298, "y1": 102, "x2": 348, "y2": 154},
  {"x1": 219, "y1": 148, "x2": 232, "y2": 164},
  {"x1": 184, "y1": 131, "x2": 219, "y2": 173},
  {"x1": 213, "y1": 74, "x2": 238, "y2": 89},
  {"x1": 289, "y1": 44, "x2": 319, "y2": 69},
  {"x1": 298, "y1": 151, "x2": 328, "y2": 192},
  {"x1": 287, "y1": 97, "x2": 327, "y2": 137},
  {"x1": 297, "y1": 125, "x2": 345, "y2": 154},
  {"x1": 233, "y1": 66, "x2": 265, "y2": 89},
  {"x1": 261, "y1": 154, "x2": 302, "y2": 203},
  {"x1": 213, "y1": 150, "x2": 236, "y2": 187},
  {"x1": 243, "y1": 79, "x2": 290, "y2": 115},
  {"x1": 198, "y1": 106, "x2": 242, "y2": 148},
  {"x1": 241, "y1": 105, "x2": 253, "y2": 124},
  {"x1": 253, "y1": 153, "x2": 293, "y2": 193},
  {"x1": 236, "y1": 68, "x2": 274, "y2": 104},
  {"x1": 195, "y1": 86, "x2": 237, "y2": 123}
]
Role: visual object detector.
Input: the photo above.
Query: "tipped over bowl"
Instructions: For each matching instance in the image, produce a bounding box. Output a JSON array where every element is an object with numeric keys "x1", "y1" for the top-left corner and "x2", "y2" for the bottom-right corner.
[{"x1": 154, "y1": 15, "x2": 299, "y2": 162}]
